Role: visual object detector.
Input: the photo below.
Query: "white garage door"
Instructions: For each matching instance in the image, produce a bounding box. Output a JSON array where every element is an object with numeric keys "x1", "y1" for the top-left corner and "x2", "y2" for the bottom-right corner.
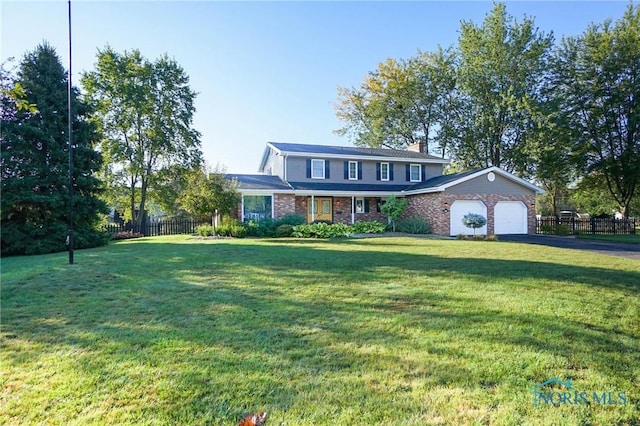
[
  {"x1": 494, "y1": 201, "x2": 528, "y2": 234},
  {"x1": 450, "y1": 200, "x2": 487, "y2": 236}
]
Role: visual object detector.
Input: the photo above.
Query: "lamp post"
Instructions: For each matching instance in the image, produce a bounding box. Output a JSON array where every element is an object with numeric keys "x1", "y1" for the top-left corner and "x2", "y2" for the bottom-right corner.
[{"x1": 67, "y1": 0, "x2": 74, "y2": 264}]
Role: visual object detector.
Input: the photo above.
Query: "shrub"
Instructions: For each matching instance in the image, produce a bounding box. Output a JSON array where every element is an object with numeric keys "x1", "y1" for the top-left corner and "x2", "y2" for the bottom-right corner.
[
  {"x1": 215, "y1": 218, "x2": 247, "y2": 238},
  {"x1": 396, "y1": 217, "x2": 431, "y2": 234},
  {"x1": 276, "y1": 214, "x2": 306, "y2": 226},
  {"x1": 111, "y1": 231, "x2": 144, "y2": 240},
  {"x1": 196, "y1": 224, "x2": 215, "y2": 237},
  {"x1": 275, "y1": 224, "x2": 295, "y2": 237},
  {"x1": 381, "y1": 196, "x2": 408, "y2": 232},
  {"x1": 352, "y1": 220, "x2": 387, "y2": 234},
  {"x1": 456, "y1": 234, "x2": 498, "y2": 241},
  {"x1": 292, "y1": 222, "x2": 352, "y2": 238}
]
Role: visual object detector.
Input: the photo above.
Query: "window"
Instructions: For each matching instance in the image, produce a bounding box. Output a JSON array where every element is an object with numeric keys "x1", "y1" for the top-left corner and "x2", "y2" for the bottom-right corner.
[
  {"x1": 348, "y1": 161, "x2": 358, "y2": 180},
  {"x1": 381, "y1": 162, "x2": 389, "y2": 181},
  {"x1": 243, "y1": 195, "x2": 272, "y2": 221},
  {"x1": 355, "y1": 198, "x2": 365, "y2": 213},
  {"x1": 410, "y1": 164, "x2": 421, "y2": 182},
  {"x1": 311, "y1": 159, "x2": 325, "y2": 179}
]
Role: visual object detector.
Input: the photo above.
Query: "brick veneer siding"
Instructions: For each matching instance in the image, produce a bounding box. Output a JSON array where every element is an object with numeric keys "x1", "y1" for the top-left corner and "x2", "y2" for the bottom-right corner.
[
  {"x1": 291, "y1": 196, "x2": 387, "y2": 223},
  {"x1": 273, "y1": 194, "x2": 296, "y2": 219},
  {"x1": 405, "y1": 192, "x2": 536, "y2": 235}
]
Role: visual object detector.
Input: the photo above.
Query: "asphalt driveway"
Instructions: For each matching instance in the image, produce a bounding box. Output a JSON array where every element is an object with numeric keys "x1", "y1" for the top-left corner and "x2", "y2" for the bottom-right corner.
[{"x1": 498, "y1": 234, "x2": 640, "y2": 261}]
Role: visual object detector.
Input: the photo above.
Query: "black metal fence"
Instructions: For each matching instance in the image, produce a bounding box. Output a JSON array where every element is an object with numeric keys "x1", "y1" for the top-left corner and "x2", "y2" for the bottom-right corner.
[
  {"x1": 536, "y1": 217, "x2": 637, "y2": 235},
  {"x1": 104, "y1": 219, "x2": 206, "y2": 237}
]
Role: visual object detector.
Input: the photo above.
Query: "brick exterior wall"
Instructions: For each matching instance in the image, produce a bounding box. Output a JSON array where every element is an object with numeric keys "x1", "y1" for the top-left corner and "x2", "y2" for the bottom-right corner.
[
  {"x1": 405, "y1": 192, "x2": 536, "y2": 235},
  {"x1": 273, "y1": 194, "x2": 296, "y2": 219},
  {"x1": 263, "y1": 191, "x2": 536, "y2": 235}
]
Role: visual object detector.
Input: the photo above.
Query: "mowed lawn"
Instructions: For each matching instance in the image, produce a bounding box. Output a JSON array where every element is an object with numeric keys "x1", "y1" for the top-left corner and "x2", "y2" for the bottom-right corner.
[{"x1": 1, "y1": 236, "x2": 639, "y2": 425}]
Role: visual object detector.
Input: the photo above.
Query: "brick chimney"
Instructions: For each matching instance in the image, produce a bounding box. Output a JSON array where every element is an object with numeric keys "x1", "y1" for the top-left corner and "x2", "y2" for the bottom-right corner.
[{"x1": 407, "y1": 142, "x2": 426, "y2": 153}]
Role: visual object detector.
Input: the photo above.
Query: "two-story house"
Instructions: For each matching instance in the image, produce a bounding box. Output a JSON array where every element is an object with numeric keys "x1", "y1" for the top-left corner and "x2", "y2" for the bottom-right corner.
[{"x1": 227, "y1": 142, "x2": 543, "y2": 236}]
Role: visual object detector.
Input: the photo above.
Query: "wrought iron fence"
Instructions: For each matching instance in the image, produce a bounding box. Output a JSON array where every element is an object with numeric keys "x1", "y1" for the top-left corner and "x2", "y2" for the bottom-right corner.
[
  {"x1": 104, "y1": 219, "x2": 206, "y2": 237},
  {"x1": 536, "y1": 217, "x2": 637, "y2": 235}
]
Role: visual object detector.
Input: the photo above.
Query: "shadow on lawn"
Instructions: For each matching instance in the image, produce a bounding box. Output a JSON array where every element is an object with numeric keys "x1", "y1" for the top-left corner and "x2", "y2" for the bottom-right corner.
[{"x1": 2, "y1": 239, "x2": 639, "y2": 423}]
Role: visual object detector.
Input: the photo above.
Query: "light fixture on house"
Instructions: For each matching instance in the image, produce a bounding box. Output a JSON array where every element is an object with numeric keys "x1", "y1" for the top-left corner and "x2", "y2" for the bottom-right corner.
[{"x1": 443, "y1": 202, "x2": 449, "y2": 213}]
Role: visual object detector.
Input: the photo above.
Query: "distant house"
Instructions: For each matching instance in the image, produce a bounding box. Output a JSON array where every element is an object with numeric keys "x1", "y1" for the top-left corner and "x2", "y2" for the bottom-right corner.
[{"x1": 227, "y1": 142, "x2": 543, "y2": 236}]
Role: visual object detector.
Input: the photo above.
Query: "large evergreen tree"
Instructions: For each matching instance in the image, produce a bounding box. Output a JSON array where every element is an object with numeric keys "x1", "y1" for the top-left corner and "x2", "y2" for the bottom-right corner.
[{"x1": 1, "y1": 43, "x2": 107, "y2": 255}]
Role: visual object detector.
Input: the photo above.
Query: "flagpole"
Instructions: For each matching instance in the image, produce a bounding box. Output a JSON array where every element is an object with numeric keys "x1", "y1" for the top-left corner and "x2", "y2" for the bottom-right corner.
[{"x1": 67, "y1": 0, "x2": 74, "y2": 265}]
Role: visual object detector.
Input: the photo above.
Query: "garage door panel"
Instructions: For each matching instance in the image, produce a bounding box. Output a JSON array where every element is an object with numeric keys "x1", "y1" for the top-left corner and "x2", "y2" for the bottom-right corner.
[
  {"x1": 494, "y1": 201, "x2": 527, "y2": 234},
  {"x1": 450, "y1": 200, "x2": 487, "y2": 236}
]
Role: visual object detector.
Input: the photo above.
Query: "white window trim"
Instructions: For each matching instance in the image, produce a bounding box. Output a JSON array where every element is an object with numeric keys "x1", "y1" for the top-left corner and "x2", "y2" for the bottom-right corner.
[
  {"x1": 355, "y1": 197, "x2": 365, "y2": 213},
  {"x1": 410, "y1": 164, "x2": 421, "y2": 182},
  {"x1": 381, "y1": 162, "x2": 389, "y2": 181},
  {"x1": 348, "y1": 161, "x2": 358, "y2": 180},
  {"x1": 311, "y1": 159, "x2": 325, "y2": 179}
]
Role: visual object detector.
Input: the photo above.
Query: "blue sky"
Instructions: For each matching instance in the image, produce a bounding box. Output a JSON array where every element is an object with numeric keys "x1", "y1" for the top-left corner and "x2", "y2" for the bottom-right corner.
[{"x1": 1, "y1": 1, "x2": 631, "y2": 173}]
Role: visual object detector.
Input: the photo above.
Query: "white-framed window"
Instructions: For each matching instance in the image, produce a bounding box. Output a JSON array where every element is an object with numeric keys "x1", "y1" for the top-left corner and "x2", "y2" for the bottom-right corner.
[
  {"x1": 410, "y1": 164, "x2": 421, "y2": 182},
  {"x1": 311, "y1": 159, "x2": 325, "y2": 179},
  {"x1": 381, "y1": 162, "x2": 389, "y2": 181},
  {"x1": 348, "y1": 161, "x2": 358, "y2": 180},
  {"x1": 355, "y1": 197, "x2": 365, "y2": 213}
]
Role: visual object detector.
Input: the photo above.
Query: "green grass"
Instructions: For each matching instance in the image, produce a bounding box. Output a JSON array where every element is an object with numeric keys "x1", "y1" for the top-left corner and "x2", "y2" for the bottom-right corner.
[
  {"x1": 577, "y1": 234, "x2": 640, "y2": 244},
  {"x1": 2, "y1": 236, "x2": 639, "y2": 425}
]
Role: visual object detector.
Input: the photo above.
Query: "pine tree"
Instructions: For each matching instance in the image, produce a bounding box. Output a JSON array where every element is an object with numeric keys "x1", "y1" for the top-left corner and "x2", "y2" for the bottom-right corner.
[{"x1": 1, "y1": 43, "x2": 108, "y2": 255}]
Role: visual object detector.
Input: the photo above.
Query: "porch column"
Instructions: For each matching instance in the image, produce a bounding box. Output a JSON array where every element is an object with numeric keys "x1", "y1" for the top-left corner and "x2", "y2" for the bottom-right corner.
[
  {"x1": 311, "y1": 195, "x2": 315, "y2": 222},
  {"x1": 351, "y1": 196, "x2": 355, "y2": 224}
]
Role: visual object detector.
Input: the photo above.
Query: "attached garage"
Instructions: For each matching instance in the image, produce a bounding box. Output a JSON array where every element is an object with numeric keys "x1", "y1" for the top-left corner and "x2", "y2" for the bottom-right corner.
[
  {"x1": 450, "y1": 200, "x2": 487, "y2": 236},
  {"x1": 494, "y1": 201, "x2": 528, "y2": 234}
]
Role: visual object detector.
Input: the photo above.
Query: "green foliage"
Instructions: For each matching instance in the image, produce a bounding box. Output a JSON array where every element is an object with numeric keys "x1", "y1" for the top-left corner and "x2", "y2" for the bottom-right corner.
[
  {"x1": 456, "y1": 234, "x2": 499, "y2": 241},
  {"x1": 455, "y1": 3, "x2": 553, "y2": 174},
  {"x1": 335, "y1": 48, "x2": 457, "y2": 156},
  {"x1": 195, "y1": 224, "x2": 215, "y2": 237},
  {"x1": 292, "y1": 222, "x2": 353, "y2": 238},
  {"x1": 380, "y1": 196, "x2": 408, "y2": 232},
  {"x1": 244, "y1": 215, "x2": 306, "y2": 238},
  {"x1": 352, "y1": 220, "x2": 387, "y2": 234},
  {"x1": 462, "y1": 213, "x2": 487, "y2": 236},
  {"x1": 276, "y1": 214, "x2": 306, "y2": 226},
  {"x1": 396, "y1": 217, "x2": 431, "y2": 234},
  {"x1": 1, "y1": 43, "x2": 108, "y2": 256},
  {"x1": 215, "y1": 218, "x2": 246, "y2": 238},
  {"x1": 180, "y1": 165, "x2": 240, "y2": 219},
  {"x1": 551, "y1": 4, "x2": 640, "y2": 217},
  {"x1": 82, "y1": 47, "x2": 202, "y2": 228},
  {"x1": 111, "y1": 231, "x2": 144, "y2": 240},
  {"x1": 275, "y1": 224, "x2": 294, "y2": 237}
]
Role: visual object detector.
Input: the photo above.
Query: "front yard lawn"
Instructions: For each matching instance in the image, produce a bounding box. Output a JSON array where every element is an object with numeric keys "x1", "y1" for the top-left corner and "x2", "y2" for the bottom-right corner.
[
  {"x1": 1, "y1": 236, "x2": 639, "y2": 425},
  {"x1": 577, "y1": 234, "x2": 640, "y2": 244}
]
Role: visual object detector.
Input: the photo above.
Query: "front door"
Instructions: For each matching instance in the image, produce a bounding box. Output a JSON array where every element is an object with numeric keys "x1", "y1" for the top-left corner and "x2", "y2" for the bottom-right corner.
[{"x1": 307, "y1": 197, "x2": 333, "y2": 222}]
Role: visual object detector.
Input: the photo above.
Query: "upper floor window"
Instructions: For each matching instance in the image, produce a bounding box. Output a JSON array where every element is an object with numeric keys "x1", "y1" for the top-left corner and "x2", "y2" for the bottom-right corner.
[
  {"x1": 410, "y1": 164, "x2": 421, "y2": 182},
  {"x1": 348, "y1": 161, "x2": 358, "y2": 180},
  {"x1": 380, "y1": 162, "x2": 389, "y2": 181},
  {"x1": 311, "y1": 159, "x2": 325, "y2": 179}
]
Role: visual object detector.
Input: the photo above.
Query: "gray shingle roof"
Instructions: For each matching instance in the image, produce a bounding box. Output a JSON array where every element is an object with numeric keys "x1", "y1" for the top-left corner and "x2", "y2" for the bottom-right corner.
[
  {"x1": 407, "y1": 169, "x2": 481, "y2": 191},
  {"x1": 268, "y1": 142, "x2": 447, "y2": 161},
  {"x1": 227, "y1": 174, "x2": 292, "y2": 190}
]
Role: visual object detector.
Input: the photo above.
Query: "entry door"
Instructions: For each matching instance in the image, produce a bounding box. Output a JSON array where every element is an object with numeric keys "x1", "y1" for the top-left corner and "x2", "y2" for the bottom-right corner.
[{"x1": 308, "y1": 197, "x2": 333, "y2": 222}]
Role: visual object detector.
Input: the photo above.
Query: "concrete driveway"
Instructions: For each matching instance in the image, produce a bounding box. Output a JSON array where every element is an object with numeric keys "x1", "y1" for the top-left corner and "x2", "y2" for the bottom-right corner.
[{"x1": 498, "y1": 234, "x2": 640, "y2": 261}]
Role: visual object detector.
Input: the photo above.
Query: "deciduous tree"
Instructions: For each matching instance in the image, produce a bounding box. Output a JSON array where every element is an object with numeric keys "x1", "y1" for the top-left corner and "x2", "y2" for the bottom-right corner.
[
  {"x1": 551, "y1": 4, "x2": 640, "y2": 217},
  {"x1": 335, "y1": 48, "x2": 457, "y2": 156},
  {"x1": 82, "y1": 47, "x2": 202, "y2": 229},
  {"x1": 454, "y1": 3, "x2": 553, "y2": 174}
]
